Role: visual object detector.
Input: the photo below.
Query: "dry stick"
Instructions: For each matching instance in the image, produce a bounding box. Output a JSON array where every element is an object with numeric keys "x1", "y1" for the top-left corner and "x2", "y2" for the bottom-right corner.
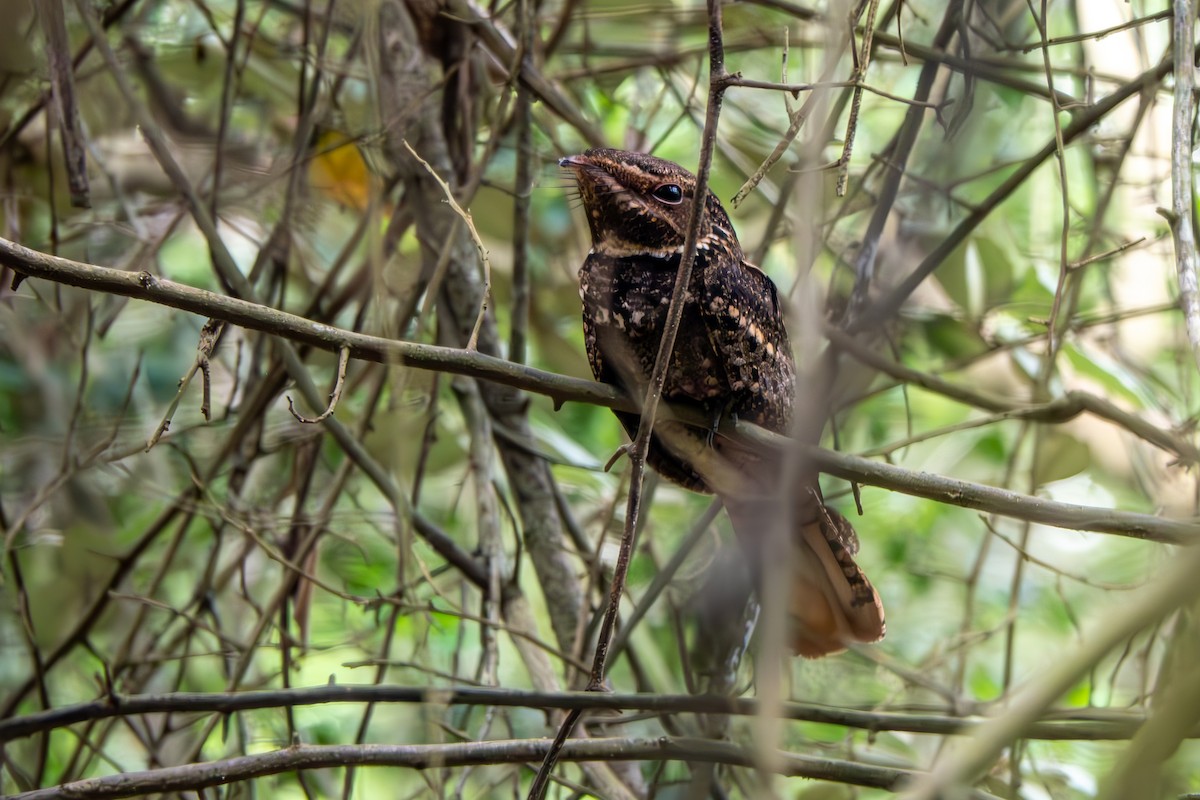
[
  {"x1": 1019, "y1": 9, "x2": 1171, "y2": 54},
  {"x1": 1058, "y1": 83, "x2": 1160, "y2": 345},
  {"x1": 1006, "y1": 6, "x2": 1074, "y2": 753},
  {"x1": 793, "y1": 442, "x2": 1199, "y2": 544},
  {"x1": 208, "y1": 0, "x2": 245, "y2": 222},
  {"x1": 1095, "y1": 625, "x2": 1200, "y2": 798},
  {"x1": 1067, "y1": 236, "x2": 1147, "y2": 271},
  {"x1": 741, "y1": 0, "x2": 1076, "y2": 106},
  {"x1": 268, "y1": 0, "x2": 337, "y2": 284},
  {"x1": 728, "y1": 1, "x2": 853, "y2": 208},
  {"x1": 286, "y1": 346, "x2": 350, "y2": 424},
  {"x1": 724, "y1": 75, "x2": 945, "y2": 112},
  {"x1": 730, "y1": 50, "x2": 845, "y2": 208},
  {"x1": 835, "y1": 0, "x2": 878, "y2": 197},
  {"x1": 0, "y1": 0, "x2": 138, "y2": 155},
  {"x1": 604, "y1": 0, "x2": 728, "y2": 698},
  {"x1": 508, "y1": 0, "x2": 535, "y2": 365},
  {"x1": 336, "y1": 377, "x2": 412, "y2": 800},
  {"x1": 822, "y1": 324, "x2": 1200, "y2": 465},
  {"x1": 442, "y1": 0, "x2": 605, "y2": 147},
  {"x1": 447, "y1": 376, "x2": 505, "y2": 788},
  {"x1": 606, "y1": 499, "x2": 724, "y2": 664},
  {"x1": 1167, "y1": 0, "x2": 1200, "y2": 377},
  {"x1": 4, "y1": 547, "x2": 52, "y2": 784},
  {"x1": 35, "y1": 0, "x2": 88, "y2": 207},
  {"x1": 526, "y1": 4, "x2": 732, "y2": 797}
]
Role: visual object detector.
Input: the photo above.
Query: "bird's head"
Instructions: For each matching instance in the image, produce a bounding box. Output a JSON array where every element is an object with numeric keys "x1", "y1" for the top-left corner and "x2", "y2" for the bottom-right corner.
[{"x1": 559, "y1": 148, "x2": 740, "y2": 260}]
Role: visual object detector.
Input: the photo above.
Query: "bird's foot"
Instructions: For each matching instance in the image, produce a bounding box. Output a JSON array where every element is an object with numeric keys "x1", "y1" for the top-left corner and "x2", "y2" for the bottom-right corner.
[{"x1": 706, "y1": 403, "x2": 738, "y2": 448}]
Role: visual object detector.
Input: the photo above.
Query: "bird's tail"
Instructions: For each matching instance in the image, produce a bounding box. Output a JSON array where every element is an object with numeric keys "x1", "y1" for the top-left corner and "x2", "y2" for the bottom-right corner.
[
  {"x1": 724, "y1": 496, "x2": 885, "y2": 658},
  {"x1": 645, "y1": 420, "x2": 885, "y2": 657}
]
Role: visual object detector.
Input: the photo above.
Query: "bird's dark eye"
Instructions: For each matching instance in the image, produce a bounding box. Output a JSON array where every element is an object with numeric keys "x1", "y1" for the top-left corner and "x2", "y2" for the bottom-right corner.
[{"x1": 651, "y1": 183, "x2": 684, "y2": 204}]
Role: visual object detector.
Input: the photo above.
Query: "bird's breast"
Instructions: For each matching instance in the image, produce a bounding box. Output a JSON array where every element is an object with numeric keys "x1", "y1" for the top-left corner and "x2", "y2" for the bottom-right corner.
[{"x1": 579, "y1": 252, "x2": 729, "y2": 404}]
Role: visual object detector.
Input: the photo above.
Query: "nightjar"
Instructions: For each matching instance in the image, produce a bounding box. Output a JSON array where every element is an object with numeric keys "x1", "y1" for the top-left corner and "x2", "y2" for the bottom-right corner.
[{"x1": 561, "y1": 148, "x2": 885, "y2": 657}]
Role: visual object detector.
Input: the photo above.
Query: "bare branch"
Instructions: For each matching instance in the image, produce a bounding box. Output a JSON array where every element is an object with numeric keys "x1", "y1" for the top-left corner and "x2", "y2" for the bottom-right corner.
[
  {"x1": 0, "y1": 683, "x2": 1166, "y2": 743},
  {"x1": 403, "y1": 140, "x2": 492, "y2": 351},
  {"x1": 1168, "y1": 0, "x2": 1200, "y2": 376},
  {"x1": 10, "y1": 737, "x2": 998, "y2": 800}
]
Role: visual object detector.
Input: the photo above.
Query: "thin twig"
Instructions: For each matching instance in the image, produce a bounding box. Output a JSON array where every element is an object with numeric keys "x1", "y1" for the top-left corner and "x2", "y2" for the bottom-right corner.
[
  {"x1": 854, "y1": 54, "x2": 1173, "y2": 329},
  {"x1": 403, "y1": 140, "x2": 492, "y2": 351},
  {"x1": 843, "y1": 0, "x2": 962, "y2": 323},
  {"x1": 1067, "y1": 236, "x2": 1147, "y2": 271},
  {"x1": 286, "y1": 346, "x2": 350, "y2": 424},
  {"x1": 730, "y1": 33, "x2": 850, "y2": 208},
  {"x1": 1019, "y1": 9, "x2": 1170, "y2": 54},
  {"x1": 836, "y1": 0, "x2": 879, "y2": 197},
  {"x1": 146, "y1": 319, "x2": 225, "y2": 450},
  {"x1": 528, "y1": 2, "x2": 732, "y2": 796},
  {"x1": 35, "y1": 0, "x2": 89, "y2": 207},
  {"x1": 719, "y1": 75, "x2": 945, "y2": 112}
]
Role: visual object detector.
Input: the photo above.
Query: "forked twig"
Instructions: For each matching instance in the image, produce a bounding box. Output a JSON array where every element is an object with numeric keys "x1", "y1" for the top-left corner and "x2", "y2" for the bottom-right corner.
[{"x1": 146, "y1": 319, "x2": 225, "y2": 451}]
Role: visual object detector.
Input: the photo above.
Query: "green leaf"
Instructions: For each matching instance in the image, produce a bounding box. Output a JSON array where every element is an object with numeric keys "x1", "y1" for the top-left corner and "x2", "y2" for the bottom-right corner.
[
  {"x1": 918, "y1": 313, "x2": 988, "y2": 360},
  {"x1": 1061, "y1": 341, "x2": 1149, "y2": 409},
  {"x1": 1032, "y1": 430, "x2": 1091, "y2": 486},
  {"x1": 937, "y1": 237, "x2": 1015, "y2": 317}
]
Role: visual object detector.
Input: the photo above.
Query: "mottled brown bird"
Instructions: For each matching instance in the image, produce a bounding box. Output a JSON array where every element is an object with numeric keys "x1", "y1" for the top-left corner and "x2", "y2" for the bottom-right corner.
[{"x1": 560, "y1": 148, "x2": 885, "y2": 657}]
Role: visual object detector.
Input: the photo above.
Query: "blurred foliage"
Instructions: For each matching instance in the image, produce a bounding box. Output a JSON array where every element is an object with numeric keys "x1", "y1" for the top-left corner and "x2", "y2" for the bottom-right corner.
[{"x1": 2, "y1": 0, "x2": 1199, "y2": 798}]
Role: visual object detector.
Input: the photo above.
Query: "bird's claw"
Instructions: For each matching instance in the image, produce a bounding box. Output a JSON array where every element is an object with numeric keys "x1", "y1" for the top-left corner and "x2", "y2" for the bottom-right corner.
[{"x1": 706, "y1": 404, "x2": 738, "y2": 448}]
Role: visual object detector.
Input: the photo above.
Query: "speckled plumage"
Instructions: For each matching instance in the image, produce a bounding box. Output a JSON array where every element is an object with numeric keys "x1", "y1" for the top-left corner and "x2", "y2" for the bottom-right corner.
[
  {"x1": 562, "y1": 148, "x2": 884, "y2": 657},
  {"x1": 564, "y1": 148, "x2": 794, "y2": 483}
]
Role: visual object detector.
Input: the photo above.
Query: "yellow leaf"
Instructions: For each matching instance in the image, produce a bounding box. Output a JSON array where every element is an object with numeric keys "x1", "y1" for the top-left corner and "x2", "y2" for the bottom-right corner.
[{"x1": 308, "y1": 130, "x2": 371, "y2": 211}]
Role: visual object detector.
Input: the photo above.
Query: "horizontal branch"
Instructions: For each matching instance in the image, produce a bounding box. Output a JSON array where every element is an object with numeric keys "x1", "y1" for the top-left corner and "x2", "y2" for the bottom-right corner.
[
  {"x1": 0, "y1": 236, "x2": 624, "y2": 410},
  {"x1": 795, "y1": 443, "x2": 1198, "y2": 544},
  {"x1": 824, "y1": 325, "x2": 1200, "y2": 466},
  {"x1": 7, "y1": 736, "x2": 991, "y2": 800},
  {"x1": 3, "y1": 236, "x2": 1196, "y2": 543},
  {"x1": 0, "y1": 683, "x2": 1155, "y2": 743}
]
